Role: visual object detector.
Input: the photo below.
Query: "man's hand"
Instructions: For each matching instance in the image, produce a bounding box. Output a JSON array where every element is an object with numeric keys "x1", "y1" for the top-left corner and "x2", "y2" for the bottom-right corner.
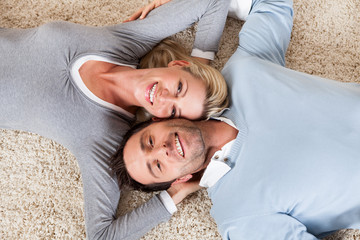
[
  {"x1": 123, "y1": 0, "x2": 172, "y2": 22},
  {"x1": 167, "y1": 180, "x2": 203, "y2": 205}
]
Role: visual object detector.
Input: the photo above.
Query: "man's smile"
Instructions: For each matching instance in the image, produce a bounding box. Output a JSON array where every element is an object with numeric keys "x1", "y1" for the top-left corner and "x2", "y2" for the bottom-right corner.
[{"x1": 175, "y1": 133, "x2": 184, "y2": 157}]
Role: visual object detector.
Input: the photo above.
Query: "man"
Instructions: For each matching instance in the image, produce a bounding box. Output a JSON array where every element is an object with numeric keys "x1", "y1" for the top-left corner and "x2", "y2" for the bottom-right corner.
[{"x1": 111, "y1": 0, "x2": 360, "y2": 238}]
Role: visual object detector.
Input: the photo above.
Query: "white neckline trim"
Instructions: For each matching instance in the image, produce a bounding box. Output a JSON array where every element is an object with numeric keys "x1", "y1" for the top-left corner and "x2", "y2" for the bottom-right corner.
[
  {"x1": 199, "y1": 117, "x2": 238, "y2": 188},
  {"x1": 199, "y1": 139, "x2": 235, "y2": 188},
  {"x1": 211, "y1": 116, "x2": 238, "y2": 130},
  {"x1": 70, "y1": 55, "x2": 136, "y2": 119}
]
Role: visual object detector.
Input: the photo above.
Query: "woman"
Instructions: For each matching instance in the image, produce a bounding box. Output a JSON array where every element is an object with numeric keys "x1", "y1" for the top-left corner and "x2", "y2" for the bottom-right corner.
[
  {"x1": 0, "y1": 0, "x2": 230, "y2": 239},
  {"x1": 138, "y1": 38, "x2": 229, "y2": 120}
]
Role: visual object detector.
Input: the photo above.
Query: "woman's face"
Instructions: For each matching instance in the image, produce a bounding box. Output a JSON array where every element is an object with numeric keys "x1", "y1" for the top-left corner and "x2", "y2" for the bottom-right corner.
[{"x1": 135, "y1": 61, "x2": 206, "y2": 120}]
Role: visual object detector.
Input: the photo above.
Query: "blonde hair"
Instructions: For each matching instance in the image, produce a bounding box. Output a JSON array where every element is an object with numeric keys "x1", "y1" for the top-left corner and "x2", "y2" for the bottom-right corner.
[{"x1": 140, "y1": 39, "x2": 229, "y2": 119}]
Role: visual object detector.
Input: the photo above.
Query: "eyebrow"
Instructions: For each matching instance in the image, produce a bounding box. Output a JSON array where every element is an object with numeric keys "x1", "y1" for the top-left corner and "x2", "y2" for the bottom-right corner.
[
  {"x1": 182, "y1": 79, "x2": 188, "y2": 97},
  {"x1": 147, "y1": 162, "x2": 159, "y2": 179},
  {"x1": 140, "y1": 131, "x2": 159, "y2": 179},
  {"x1": 140, "y1": 131, "x2": 146, "y2": 151},
  {"x1": 178, "y1": 79, "x2": 188, "y2": 118}
]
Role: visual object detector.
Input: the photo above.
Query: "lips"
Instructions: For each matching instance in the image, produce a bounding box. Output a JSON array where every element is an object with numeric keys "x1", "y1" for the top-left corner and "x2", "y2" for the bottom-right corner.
[
  {"x1": 175, "y1": 133, "x2": 184, "y2": 157},
  {"x1": 145, "y1": 82, "x2": 158, "y2": 105}
]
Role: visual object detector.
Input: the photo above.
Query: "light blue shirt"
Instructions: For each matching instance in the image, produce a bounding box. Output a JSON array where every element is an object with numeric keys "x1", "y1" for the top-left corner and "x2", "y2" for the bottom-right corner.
[{"x1": 207, "y1": 0, "x2": 360, "y2": 239}]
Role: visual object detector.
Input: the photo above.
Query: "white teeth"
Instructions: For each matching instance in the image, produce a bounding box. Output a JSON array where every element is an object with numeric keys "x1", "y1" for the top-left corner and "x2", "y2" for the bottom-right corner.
[
  {"x1": 149, "y1": 83, "x2": 157, "y2": 104},
  {"x1": 175, "y1": 134, "x2": 184, "y2": 157}
]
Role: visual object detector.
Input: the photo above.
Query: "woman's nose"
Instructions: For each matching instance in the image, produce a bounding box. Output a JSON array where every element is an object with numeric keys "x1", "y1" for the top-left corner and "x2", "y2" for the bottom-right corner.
[{"x1": 158, "y1": 89, "x2": 174, "y2": 103}]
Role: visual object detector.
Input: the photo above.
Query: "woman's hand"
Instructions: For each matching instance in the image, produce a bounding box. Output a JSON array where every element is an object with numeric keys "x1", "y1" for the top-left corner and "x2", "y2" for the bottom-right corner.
[
  {"x1": 123, "y1": 0, "x2": 172, "y2": 22},
  {"x1": 167, "y1": 180, "x2": 203, "y2": 205}
]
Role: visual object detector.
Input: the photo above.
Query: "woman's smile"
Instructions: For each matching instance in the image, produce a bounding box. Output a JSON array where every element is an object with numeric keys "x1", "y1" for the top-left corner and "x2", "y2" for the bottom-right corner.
[{"x1": 145, "y1": 82, "x2": 158, "y2": 105}]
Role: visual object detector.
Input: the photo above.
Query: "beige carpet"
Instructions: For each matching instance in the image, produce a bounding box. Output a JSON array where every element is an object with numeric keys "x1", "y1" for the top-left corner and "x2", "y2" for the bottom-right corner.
[{"x1": 0, "y1": 0, "x2": 359, "y2": 239}]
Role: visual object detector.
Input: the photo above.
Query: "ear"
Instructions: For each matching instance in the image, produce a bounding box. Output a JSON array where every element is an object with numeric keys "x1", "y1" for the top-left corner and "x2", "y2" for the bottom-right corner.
[
  {"x1": 167, "y1": 60, "x2": 190, "y2": 67},
  {"x1": 151, "y1": 117, "x2": 162, "y2": 121},
  {"x1": 171, "y1": 174, "x2": 193, "y2": 186}
]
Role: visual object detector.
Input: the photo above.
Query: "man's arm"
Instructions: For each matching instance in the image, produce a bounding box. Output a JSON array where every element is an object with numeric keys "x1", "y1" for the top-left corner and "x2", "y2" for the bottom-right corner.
[
  {"x1": 221, "y1": 213, "x2": 319, "y2": 240},
  {"x1": 235, "y1": 0, "x2": 294, "y2": 66}
]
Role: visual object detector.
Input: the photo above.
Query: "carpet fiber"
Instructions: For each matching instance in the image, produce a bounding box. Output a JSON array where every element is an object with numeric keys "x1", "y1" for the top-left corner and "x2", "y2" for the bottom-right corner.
[{"x1": 0, "y1": 0, "x2": 359, "y2": 239}]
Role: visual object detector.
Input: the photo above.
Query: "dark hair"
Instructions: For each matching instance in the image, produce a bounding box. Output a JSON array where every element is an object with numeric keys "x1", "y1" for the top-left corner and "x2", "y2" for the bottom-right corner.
[{"x1": 110, "y1": 120, "x2": 176, "y2": 193}]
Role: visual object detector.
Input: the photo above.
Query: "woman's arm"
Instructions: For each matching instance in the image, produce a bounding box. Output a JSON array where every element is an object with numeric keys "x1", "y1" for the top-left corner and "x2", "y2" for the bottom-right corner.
[
  {"x1": 124, "y1": 0, "x2": 231, "y2": 64},
  {"x1": 80, "y1": 153, "x2": 172, "y2": 240},
  {"x1": 82, "y1": 156, "x2": 201, "y2": 240},
  {"x1": 105, "y1": 0, "x2": 230, "y2": 65},
  {"x1": 123, "y1": 0, "x2": 172, "y2": 22}
]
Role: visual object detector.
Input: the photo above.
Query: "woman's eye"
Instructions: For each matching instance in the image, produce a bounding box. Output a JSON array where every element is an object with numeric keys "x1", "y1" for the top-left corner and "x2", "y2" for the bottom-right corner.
[
  {"x1": 156, "y1": 160, "x2": 161, "y2": 170},
  {"x1": 177, "y1": 82, "x2": 182, "y2": 94},
  {"x1": 149, "y1": 136, "x2": 154, "y2": 147},
  {"x1": 171, "y1": 108, "x2": 176, "y2": 118}
]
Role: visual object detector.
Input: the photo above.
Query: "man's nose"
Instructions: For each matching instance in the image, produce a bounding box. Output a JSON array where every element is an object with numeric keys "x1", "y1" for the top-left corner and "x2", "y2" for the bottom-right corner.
[
  {"x1": 153, "y1": 141, "x2": 181, "y2": 163},
  {"x1": 153, "y1": 143, "x2": 169, "y2": 157}
]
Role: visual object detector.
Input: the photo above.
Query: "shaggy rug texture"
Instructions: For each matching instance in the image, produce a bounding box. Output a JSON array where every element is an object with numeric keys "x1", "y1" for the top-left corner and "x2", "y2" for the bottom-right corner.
[{"x1": 0, "y1": 0, "x2": 359, "y2": 239}]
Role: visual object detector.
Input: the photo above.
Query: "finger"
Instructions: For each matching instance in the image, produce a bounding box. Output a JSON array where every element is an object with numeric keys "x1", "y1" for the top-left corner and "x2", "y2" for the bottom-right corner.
[
  {"x1": 139, "y1": 4, "x2": 155, "y2": 19},
  {"x1": 129, "y1": 10, "x2": 143, "y2": 20},
  {"x1": 123, "y1": 8, "x2": 144, "y2": 22}
]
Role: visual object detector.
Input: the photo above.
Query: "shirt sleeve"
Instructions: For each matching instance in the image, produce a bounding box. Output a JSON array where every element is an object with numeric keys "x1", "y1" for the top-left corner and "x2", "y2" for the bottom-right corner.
[
  {"x1": 220, "y1": 213, "x2": 320, "y2": 240},
  {"x1": 106, "y1": 0, "x2": 230, "y2": 63},
  {"x1": 191, "y1": 48, "x2": 216, "y2": 61},
  {"x1": 228, "y1": 0, "x2": 252, "y2": 20},
  {"x1": 159, "y1": 190, "x2": 177, "y2": 214},
  {"x1": 235, "y1": 0, "x2": 294, "y2": 66}
]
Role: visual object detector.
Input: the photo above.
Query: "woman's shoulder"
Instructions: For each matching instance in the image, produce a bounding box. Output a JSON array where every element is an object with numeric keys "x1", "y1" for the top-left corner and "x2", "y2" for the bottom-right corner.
[{"x1": 37, "y1": 21, "x2": 88, "y2": 36}]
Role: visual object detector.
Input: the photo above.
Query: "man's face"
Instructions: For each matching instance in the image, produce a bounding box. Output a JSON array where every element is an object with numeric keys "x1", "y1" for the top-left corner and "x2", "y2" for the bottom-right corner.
[{"x1": 123, "y1": 119, "x2": 207, "y2": 185}]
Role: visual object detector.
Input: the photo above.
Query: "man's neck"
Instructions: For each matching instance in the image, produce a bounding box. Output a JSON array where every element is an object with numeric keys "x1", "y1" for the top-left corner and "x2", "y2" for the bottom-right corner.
[{"x1": 197, "y1": 119, "x2": 238, "y2": 167}]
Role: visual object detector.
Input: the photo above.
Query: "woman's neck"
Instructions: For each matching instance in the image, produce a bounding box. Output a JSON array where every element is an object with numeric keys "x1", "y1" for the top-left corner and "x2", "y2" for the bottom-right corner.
[{"x1": 79, "y1": 60, "x2": 141, "y2": 114}]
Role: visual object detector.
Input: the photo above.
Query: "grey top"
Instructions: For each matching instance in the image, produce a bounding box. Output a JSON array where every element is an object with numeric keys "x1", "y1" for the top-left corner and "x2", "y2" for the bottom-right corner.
[{"x1": 0, "y1": 0, "x2": 230, "y2": 239}]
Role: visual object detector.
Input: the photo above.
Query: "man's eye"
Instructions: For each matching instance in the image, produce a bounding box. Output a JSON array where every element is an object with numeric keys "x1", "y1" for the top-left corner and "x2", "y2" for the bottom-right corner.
[
  {"x1": 149, "y1": 136, "x2": 154, "y2": 147},
  {"x1": 171, "y1": 108, "x2": 176, "y2": 118},
  {"x1": 177, "y1": 82, "x2": 182, "y2": 94},
  {"x1": 156, "y1": 160, "x2": 161, "y2": 170}
]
